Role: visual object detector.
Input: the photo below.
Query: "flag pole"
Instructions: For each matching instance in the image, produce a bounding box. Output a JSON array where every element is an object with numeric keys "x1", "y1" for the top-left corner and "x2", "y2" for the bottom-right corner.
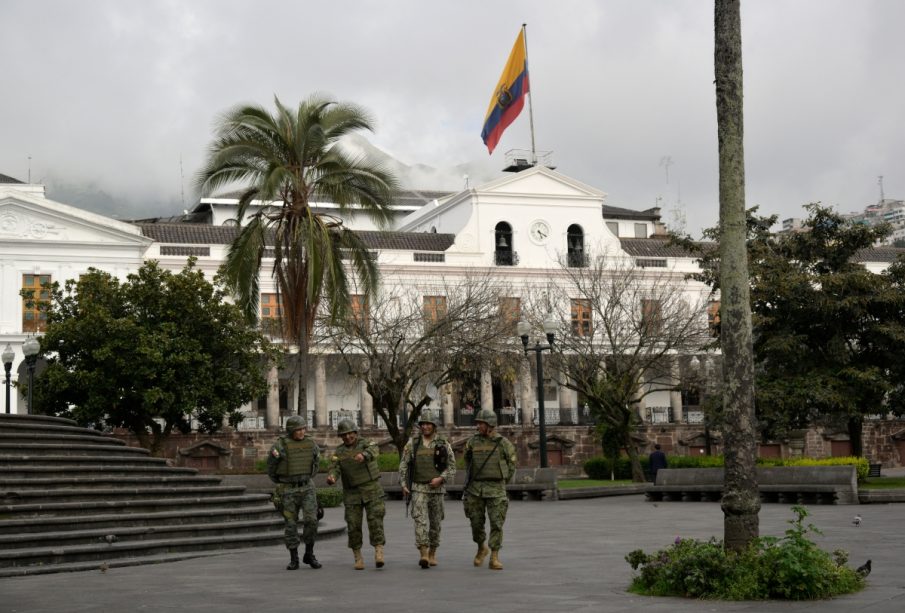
[{"x1": 521, "y1": 23, "x2": 537, "y2": 165}]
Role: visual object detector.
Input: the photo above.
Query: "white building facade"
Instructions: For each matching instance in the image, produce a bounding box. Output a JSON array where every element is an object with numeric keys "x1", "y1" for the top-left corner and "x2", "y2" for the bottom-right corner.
[{"x1": 1, "y1": 167, "x2": 718, "y2": 428}]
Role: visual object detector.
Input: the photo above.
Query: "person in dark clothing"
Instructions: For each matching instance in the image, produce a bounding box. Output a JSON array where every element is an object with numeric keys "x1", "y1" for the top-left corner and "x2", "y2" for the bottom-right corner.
[{"x1": 649, "y1": 444, "x2": 668, "y2": 482}]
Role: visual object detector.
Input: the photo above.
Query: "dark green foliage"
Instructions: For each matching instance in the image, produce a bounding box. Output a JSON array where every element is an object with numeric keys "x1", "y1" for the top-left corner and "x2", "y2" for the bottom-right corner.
[
  {"x1": 626, "y1": 506, "x2": 864, "y2": 600},
  {"x1": 583, "y1": 456, "x2": 649, "y2": 480},
  {"x1": 26, "y1": 261, "x2": 273, "y2": 453},
  {"x1": 675, "y1": 204, "x2": 905, "y2": 454}
]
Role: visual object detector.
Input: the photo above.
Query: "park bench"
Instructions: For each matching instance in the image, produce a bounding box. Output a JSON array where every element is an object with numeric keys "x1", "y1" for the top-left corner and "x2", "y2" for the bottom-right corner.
[
  {"x1": 381, "y1": 468, "x2": 557, "y2": 501},
  {"x1": 645, "y1": 465, "x2": 859, "y2": 505}
]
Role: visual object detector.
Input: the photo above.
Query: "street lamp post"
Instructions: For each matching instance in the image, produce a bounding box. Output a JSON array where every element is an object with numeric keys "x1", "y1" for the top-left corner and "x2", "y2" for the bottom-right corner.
[
  {"x1": 517, "y1": 317, "x2": 557, "y2": 468},
  {"x1": 2, "y1": 343, "x2": 14, "y2": 414},
  {"x1": 22, "y1": 336, "x2": 40, "y2": 415}
]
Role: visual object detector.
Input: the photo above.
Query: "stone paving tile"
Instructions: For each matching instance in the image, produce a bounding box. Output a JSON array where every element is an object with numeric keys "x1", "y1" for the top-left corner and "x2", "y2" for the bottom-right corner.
[{"x1": 1, "y1": 496, "x2": 902, "y2": 613}]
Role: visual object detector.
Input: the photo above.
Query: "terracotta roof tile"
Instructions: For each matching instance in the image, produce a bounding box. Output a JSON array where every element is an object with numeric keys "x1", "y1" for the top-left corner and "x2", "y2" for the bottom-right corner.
[{"x1": 134, "y1": 223, "x2": 454, "y2": 252}]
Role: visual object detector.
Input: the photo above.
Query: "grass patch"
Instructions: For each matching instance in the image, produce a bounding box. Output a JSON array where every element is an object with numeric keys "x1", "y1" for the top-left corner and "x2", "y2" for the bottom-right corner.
[
  {"x1": 558, "y1": 478, "x2": 634, "y2": 489},
  {"x1": 861, "y1": 476, "x2": 905, "y2": 489}
]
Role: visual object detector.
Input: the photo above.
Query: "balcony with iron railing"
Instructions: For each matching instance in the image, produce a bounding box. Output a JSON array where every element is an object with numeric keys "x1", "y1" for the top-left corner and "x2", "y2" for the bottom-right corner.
[
  {"x1": 494, "y1": 250, "x2": 520, "y2": 266},
  {"x1": 566, "y1": 252, "x2": 589, "y2": 268}
]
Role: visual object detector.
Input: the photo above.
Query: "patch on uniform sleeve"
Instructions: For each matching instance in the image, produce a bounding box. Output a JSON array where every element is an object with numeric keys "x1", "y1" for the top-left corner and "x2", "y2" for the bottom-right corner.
[{"x1": 270, "y1": 448, "x2": 281, "y2": 458}]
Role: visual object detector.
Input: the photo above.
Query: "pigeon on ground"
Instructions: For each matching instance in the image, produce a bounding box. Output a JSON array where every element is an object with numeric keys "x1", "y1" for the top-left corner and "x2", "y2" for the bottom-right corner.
[
  {"x1": 852, "y1": 514, "x2": 862, "y2": 527},
  {"x1": 855, "y1": 559, "x2": 871, "y2": 578},
  {"x1": 104, "y1": 534, "x2": 118, "y2": 544},
  {"x1": 99, "y1": 562, "x2": 109, "y2": 573}
]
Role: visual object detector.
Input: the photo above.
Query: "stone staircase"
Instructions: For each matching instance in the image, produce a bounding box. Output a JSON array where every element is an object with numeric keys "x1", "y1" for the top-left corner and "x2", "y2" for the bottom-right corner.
[{"x1": 0, "y1": 413, "x2": 338, "y2": 577}]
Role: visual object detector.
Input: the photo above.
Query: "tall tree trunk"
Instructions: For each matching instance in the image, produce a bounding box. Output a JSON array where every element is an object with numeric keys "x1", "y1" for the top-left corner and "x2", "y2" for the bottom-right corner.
[{"x1": 715, "y1": 0, "x2": 760, "y2": 551}]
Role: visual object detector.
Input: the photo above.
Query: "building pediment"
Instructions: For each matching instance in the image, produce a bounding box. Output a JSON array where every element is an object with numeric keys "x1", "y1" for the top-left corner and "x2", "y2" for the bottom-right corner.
[
  {"x1": 0, "y1": 189, "x2": 151, "y2": 247},
  {"x1": 476, "y1": 166, "x2": 606, "y2": 200}
]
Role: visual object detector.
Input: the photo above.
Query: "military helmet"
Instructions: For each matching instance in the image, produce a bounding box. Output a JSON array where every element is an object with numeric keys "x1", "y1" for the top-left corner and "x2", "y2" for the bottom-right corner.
[
  {"x1": 285, "y1": 415, "x2": 307, "y2": 434},
  {"x1": 418, "y1": 410, "x2": 439, "y2": 427},
  {"x1": 337, "y1": 419, "x2": 359, "y2": 435},
  {"x1": 474, "y1": 408, "x2": 497, "y2": 427}
]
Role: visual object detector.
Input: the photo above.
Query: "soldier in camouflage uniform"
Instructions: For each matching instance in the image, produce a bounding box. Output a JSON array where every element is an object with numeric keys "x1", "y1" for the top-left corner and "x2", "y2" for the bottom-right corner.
[
  {"x1": 267, "y1": 415, "x2": 322, "y2": 570},
  {"x1": 463, "y1": 409, "x2": 517, "y2": 570},
  {"x1": 399, "y1": 410, "x2": 456, "y2": 568},
  {"x1": 325, "y1": 419, "x2": 386, "y2": 570}
]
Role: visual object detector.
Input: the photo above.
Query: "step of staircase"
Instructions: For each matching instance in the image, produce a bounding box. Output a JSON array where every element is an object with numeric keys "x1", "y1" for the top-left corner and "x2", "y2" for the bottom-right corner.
[
  {"x1": 0, "y1": 475, "x2": 223, "y2": 490},
  {"x1": 2, "y1": 465, "x2": 201, "y2": 478},
  {"x1": 0, "y1": 493, "x2": 273, "y2": 518},
  {"x1": 1, "y1": 484, "x2": 249, "y2": 504},
  {"x1": 0, "y1": 427, "x2": 127, "y2": 444},
  {"x1": 0, "y1": 505, "x2": 281, "y2": 535},
  {"x1": 0, "y1": 517, "x2": 283, "y2": 549},
  {"x1": 0, "y1": 413, "x2": 343, "y2": 574},
  {"x1": 0, "y1": 454, "x2": 172, "y2": 467},
  {"x1": 0, "y1": 442, "x2": 151, "y2": 457}
]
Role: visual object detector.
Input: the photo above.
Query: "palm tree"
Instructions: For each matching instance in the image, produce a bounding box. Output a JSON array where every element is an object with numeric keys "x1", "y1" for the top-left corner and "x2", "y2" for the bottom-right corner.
[{"x1": 195, "y1": 94, "x2": 398, "y2": 420}]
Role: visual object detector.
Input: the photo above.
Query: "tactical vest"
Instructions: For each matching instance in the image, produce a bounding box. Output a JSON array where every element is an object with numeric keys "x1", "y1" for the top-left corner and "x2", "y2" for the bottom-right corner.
[
  {"x1": 413, "y1": 440, "x2": 443, "y2": 483},
  {"x1": 275, "y1": 437, "x2": 316, "y2": 477},
  {"x1": 470, "y1": 436, "x2": 505, "y2": 480},
  {"x1": 337, "y1": 443, "x2": 379, "y2": 488}
]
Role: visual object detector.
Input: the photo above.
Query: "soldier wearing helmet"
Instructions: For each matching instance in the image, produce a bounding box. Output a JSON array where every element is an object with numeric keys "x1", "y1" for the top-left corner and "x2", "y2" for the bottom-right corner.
[
  {"x1": 326, "y1": 419, "x2": 386, "y2": 570},
  {"x1": 267, "y1": 415, "x2": 322, "y2": 570},
  {"x1": 399, "y1": 409, "x2": 456, "y2": 568},
  {"x1": 463, "y1": 408, "x2": 517, "y2": 570}
]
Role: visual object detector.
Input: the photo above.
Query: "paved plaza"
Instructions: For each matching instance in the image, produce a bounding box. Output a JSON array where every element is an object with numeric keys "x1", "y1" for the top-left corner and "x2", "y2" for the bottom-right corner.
[{"x1": 1, "y1": 496, "x2": 902, "y2": 613}]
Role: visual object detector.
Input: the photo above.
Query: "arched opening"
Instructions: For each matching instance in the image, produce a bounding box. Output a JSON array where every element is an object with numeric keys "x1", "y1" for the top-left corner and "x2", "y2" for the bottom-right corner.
[
  {"x1": 494, "y1": 222, "x2": 517, "y2": 266},
  {"x1": 567, "y1": 224, "x2": 586, "y2": 267}
]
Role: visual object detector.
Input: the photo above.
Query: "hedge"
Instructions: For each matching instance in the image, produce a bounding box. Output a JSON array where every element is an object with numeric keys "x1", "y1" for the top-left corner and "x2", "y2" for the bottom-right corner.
[{"x1": 584, "y1": 454, "x2": 870, "y2": 482}]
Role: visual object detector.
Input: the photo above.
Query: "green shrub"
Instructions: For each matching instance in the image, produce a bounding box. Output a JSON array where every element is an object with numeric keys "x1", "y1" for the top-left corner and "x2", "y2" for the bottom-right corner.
[
  {"x1": 626, "y1": 506, "x2": 864, "y2": 600},
  {"x1": 667, "y1": 454, "x2": 726, "y2": 468},
  {"x1": 583, "y1": 456, "x2": 649, "y2": 480},
  {"x1": 378, "y1": 452, "x2": 400, "y2": 472},
  {"x1": 316, "y1": 487, "x2": 343, "y2": 508}
]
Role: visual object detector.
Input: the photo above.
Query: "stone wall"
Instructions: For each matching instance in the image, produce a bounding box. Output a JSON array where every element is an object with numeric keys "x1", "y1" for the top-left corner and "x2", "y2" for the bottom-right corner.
[{"x1": 109, "y1": 419, "x2": 905, "y2": 474}]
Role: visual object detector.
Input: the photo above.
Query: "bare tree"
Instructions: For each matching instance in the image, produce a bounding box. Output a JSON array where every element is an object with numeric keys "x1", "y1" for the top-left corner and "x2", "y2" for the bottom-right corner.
[
  {"x1": 715, "y1": 0, "x2": 760, "y2": 550},
  {"x1": 325, "y1": 273, "x2": 517, "y2": 455},
  {"x1": 527, "y1": 250, "x2": 711, "y2": 481}
]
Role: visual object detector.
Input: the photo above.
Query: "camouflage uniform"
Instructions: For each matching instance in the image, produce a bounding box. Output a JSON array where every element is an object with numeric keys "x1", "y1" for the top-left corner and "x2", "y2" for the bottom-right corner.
[
  {"x1": 327, "y1": 437, "x2": 386, "y2": 550},
  {"x1": 267, "y1": 434, "x2": 320, "y2": 551},
  {"x1": 463, "y1": 430, "x2": 517, "y2": 552},
  {"x1": 399, "y1": 434, "x2": 456, "y2": 548}
]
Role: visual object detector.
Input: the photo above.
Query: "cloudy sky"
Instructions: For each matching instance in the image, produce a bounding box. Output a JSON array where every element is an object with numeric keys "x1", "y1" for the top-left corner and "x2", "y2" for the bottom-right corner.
[{"x1": 2, "y1": 0, "x2": 902, "y2": 236}]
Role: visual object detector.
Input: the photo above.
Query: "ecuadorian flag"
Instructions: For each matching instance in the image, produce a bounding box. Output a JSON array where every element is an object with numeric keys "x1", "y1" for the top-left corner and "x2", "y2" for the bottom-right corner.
[{"x1": 481, "y1": 30, "x2": 530, "y2": 155}]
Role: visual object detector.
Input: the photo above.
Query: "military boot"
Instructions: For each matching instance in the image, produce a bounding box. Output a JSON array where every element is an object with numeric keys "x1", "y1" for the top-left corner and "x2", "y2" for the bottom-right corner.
[
  {"x1": 428, "y1": 547, "x2": 438, "y2": 567},
  {"x1": 473, "y1": 543, "x2": 490, "y2": 567},
  {"x1": 375, "y1": 545, "x2": 385, "y2": 568},
  {"x1": 353, "y1": 549, "x2": 365, "y2": 570},
  {"x1": 302, "y1": 543, "x2": 321, "y2": 569},
  {"x1": 286, "y1": 547, "x2": 300, "y2": 570},
  {"x1": 418, "y1": 545, "x2": 430, "y2": 569},
  {"x1": 489, "y1": 550, "x2": 503, "y2": 570}
]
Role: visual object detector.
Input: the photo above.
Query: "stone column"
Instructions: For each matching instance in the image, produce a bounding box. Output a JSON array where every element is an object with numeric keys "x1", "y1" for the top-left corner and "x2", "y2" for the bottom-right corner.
[
  {"x1": 670, "y1": 358, "x2": 683, "y2": 424},
  {"x1": 440, "y1": 383, "x2": 454, "y2": 427},
  {"x1": 519, "y1": 358, "x2": 534, "y2": 424},
  {"x1": 266, "y1": 365, "x2": 280, "y2": 429},
  {"x1": 359, "y1": 379, "x2": 374, "y2": 427},
  {"x1": 557, "y1": 376, "x2": 576, "y2": 424},
  {"x1": 480, "y1": 369, "x2": 493, "y2": 412},
  {"x1": 315, "y1": 356, "x2": 327, "y2": 428}
]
